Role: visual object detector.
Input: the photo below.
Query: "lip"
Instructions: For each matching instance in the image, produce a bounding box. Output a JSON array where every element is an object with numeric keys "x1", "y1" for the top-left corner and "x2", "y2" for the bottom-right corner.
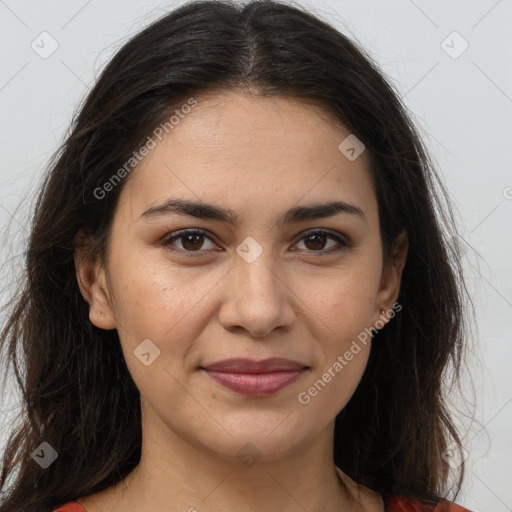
[{"x1": 201, "y1": 358, "x2": 309, "y2": 397}]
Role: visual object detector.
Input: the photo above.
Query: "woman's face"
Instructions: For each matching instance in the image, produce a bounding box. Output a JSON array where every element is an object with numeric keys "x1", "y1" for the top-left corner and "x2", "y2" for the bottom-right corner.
[{"x1": 79, "y1": 91, "x2": 406, "y2": 462}]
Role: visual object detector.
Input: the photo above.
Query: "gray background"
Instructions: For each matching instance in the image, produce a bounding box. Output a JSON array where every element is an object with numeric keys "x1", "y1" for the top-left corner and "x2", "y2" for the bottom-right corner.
[{"x1": 0, "y1": 0, "x2": 511, "y2": 509}]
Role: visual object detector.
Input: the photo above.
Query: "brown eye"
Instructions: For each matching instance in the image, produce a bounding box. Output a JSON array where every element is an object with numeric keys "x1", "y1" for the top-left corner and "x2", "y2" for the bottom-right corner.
[
  {"x1": 181, "y1": 233, "x2": 205, "y2": 251},
  {"x1": 163, "y1": 229, "x2": 218, "y2": 254},
  {"x1": 303, "y1": 233, "x2": 329, "y2": 251},
  {"x1": 294, "y1": 230, "x2": 348, "y2": 253}
]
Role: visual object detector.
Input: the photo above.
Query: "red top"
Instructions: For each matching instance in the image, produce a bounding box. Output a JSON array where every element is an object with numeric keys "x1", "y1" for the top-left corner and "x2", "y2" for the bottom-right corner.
[
  {"x1": 53, "y1": 497, "x2": 472, "y2": 511},
  {"x1": 385, "y1": 496, "x2": 472, "y2": 511}
]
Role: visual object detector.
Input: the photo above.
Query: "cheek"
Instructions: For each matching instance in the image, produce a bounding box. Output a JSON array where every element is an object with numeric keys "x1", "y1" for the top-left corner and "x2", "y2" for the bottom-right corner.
[
  {"x1": 108, "y1": 246, "x2": 191, "y2": 331},
  {"x1": 296, "y1": 276, "x2": 375, "y2": 418},
  {"x1": 107, "y1": 251, "x2": 224, "y2": 370},
  {"x1": 107, "y1": 260, "x2": 205, "y2": 412},
  {"x1": 298, "y1": 345, "x2": 371, "y2": 425},
  {"x1": 295, "y1": 262, "x2": 381, "y2": 339},
  {"x1": 292, "y1": 260, "x2": 379, "y2": 406}
]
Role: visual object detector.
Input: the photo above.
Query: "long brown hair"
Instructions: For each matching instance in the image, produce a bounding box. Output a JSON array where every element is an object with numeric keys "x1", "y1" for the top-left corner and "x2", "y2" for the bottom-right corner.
[{"x1": 0, "y1": 1, "x2": 473, "y2": 510}]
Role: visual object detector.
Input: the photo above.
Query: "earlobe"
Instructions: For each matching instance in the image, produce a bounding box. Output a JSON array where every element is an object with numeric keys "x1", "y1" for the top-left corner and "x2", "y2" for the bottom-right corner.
[
  {"x1": 73, "y1": 230, "x2": 116, "y2": 330},
  {"x1": 85, "y1": 281, "x2": 116, "y2": 330}
]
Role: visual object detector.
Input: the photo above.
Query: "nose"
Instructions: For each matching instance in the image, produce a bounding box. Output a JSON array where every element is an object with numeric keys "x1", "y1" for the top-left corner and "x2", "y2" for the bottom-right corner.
[{"x1": 218, "y1": 250, "x2": 296, "y2": 338}]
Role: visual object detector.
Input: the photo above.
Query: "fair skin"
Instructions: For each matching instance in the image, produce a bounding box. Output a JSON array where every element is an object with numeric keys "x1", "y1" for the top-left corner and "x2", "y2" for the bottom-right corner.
[{"x1": 75, "y1": 91, "x2": 407, "y2": 512}]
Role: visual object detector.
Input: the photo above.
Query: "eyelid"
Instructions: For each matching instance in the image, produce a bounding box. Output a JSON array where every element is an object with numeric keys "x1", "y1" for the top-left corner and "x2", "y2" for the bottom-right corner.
[
  {"x1": 160, "y1": 228, "x2": 219, "y2": 256},
  {"x1": 293, "y1": 228, "x2": 350, "y2": 247}
]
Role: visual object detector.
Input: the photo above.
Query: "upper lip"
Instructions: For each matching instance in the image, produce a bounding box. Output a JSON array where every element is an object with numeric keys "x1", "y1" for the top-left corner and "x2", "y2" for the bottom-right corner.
[{"x1": 201, "y1": 358, "x2": 308, "y2": 374}]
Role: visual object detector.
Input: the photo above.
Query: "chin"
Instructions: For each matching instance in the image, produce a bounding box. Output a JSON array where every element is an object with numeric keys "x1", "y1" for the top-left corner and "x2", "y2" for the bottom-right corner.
[{"x1": 193, "y1": 417, "x2": 317, "y2": 463}]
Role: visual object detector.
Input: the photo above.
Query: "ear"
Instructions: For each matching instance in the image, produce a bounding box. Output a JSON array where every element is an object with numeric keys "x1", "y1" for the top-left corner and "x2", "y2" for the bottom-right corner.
[
  {"x1": 73, "y1": 230, "x2": 116, "y2": 330},
  {"x1": 373, "y1": 230, "x2": 408, "y2": 325}
]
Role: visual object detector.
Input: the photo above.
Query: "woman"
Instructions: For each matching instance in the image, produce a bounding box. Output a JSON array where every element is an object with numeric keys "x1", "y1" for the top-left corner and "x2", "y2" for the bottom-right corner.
[{"x1": 0, "y1": 1, "x2": 473, "y2": 511}]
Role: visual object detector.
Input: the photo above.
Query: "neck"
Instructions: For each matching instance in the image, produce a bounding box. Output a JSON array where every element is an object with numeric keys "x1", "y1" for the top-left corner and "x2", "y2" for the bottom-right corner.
[{"x1": 79, "y1": 410, "x2": 383, "y2": 512}]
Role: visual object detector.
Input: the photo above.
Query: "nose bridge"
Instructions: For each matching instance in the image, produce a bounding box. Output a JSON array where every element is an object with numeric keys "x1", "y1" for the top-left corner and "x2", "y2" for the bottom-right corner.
[
  {"x1": 234, "y1": 236, "x2": 282, "y2": 302},
  {"x1": 219, "y1": 236, "x2": 295, "y2": 336}
]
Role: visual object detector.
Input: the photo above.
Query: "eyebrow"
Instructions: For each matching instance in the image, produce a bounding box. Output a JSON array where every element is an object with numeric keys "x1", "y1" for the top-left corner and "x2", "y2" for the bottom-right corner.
[{"x1": 139, "y1": 198, "x2": 367, "y2": 226}]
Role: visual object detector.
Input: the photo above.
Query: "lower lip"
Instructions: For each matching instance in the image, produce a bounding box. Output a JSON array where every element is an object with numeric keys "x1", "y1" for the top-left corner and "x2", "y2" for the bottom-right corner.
[{"x1": 202, "y1": 369, "x2": 306, "y2": 397}]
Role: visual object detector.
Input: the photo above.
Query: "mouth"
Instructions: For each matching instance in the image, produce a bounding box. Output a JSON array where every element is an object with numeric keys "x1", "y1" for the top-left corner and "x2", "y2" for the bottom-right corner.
[{"x1": 200, "y1": 358, "x2": 310, "y2": 397}]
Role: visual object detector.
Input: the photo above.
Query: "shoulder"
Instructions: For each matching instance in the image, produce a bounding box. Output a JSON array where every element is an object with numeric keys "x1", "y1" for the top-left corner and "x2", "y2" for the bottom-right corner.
[
  {"x1": 52, "y1": 503, "x2": 85, "y2": 512},
  {"x1": 386, "y1": 495, "x2": 473, "y2": 511}
]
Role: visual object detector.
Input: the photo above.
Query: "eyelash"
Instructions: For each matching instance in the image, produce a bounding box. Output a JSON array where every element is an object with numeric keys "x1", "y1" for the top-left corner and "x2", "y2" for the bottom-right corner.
[{"x1": 161, "y1": 228, "x2": 351, "y2": 257}]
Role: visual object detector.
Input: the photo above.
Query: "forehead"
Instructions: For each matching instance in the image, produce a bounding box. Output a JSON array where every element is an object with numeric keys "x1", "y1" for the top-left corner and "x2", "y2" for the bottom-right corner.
[{"x1": 120, "y1": 91, "x2": 377, "y2": 222}]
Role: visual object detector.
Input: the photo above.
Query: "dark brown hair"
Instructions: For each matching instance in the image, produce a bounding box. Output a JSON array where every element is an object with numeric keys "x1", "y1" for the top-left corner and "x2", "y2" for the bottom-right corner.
[{"x1": 0, "y1": 1, "x2": 472, "y2": 510}]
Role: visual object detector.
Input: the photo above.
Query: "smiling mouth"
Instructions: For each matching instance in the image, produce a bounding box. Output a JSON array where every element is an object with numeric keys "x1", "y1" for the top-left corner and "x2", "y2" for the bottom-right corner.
[{"x1": 200, "y1": 357, "x2": 310, "y2": 397}]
